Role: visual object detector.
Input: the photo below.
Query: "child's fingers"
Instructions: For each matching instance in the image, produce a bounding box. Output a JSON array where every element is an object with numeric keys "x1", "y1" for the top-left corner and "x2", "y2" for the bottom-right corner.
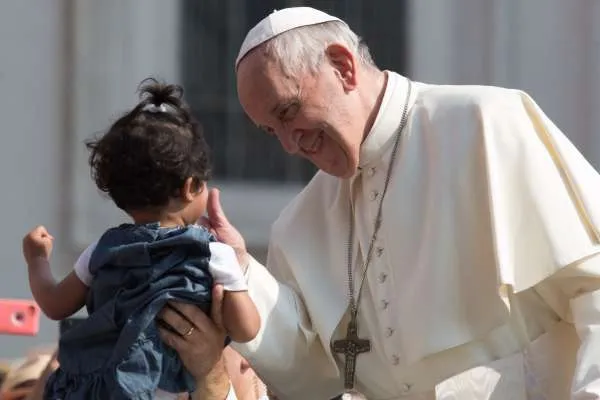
[{"x1": 34, "y1": 225, "x2": 49, "y2": 236}]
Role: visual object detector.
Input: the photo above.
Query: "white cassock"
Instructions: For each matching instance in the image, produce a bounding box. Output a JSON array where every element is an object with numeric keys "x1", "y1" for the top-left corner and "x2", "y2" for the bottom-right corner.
[{"x1": 232, "y1": 71, "x2": 600, "y2": 400}]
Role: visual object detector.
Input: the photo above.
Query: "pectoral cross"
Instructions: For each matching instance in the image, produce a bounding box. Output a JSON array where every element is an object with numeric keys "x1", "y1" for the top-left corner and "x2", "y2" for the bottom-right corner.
[{"x1": 332, "y1": 319, "x2": 371, "y2": 390}]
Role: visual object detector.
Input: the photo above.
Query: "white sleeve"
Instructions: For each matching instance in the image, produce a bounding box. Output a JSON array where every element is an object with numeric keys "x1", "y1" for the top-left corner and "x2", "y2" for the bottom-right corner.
[
  {"x1": 73, "y1": 241, "x2": 98, "y2": 286},
  {"x1": 231, "y1": 250, "x2": 342, "y2": 399},
  {"x1": 208, "y1": 242, "x2": 248, "y2": 291}
]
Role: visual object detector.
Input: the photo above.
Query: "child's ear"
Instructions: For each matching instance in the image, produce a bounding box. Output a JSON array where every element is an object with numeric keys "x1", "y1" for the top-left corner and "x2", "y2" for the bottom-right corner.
[{"x1": 181, "y1": 177, "x2": 197, "y2": 202}]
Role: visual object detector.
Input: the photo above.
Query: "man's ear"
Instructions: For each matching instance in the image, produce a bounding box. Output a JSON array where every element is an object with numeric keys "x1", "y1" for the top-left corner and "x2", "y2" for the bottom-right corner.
[{"x1": 326, "y1": 44, "x2": 357, "y2": 91}]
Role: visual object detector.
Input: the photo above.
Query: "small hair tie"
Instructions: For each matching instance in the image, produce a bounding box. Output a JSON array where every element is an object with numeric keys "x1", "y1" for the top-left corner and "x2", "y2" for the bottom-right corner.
[{"x1": 142, "y1": 103, "x2": 169, "y2": 113}]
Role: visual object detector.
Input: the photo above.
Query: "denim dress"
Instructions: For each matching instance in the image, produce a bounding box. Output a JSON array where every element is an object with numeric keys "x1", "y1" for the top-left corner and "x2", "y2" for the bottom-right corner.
[{"x1": 45, "y1": 223, "x2": 216, "y2": 399}]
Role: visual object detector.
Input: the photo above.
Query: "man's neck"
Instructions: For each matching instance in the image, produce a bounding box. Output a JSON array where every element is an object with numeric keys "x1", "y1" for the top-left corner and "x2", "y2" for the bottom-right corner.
[{"x1": 361, "y1": 70, "x2": 388, "y2": 143}]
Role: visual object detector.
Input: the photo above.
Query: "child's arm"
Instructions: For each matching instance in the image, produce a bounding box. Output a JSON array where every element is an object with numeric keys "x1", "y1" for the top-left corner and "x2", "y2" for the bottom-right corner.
[
  {"x1": 23, "y1": 226, "x2": 88, "y2": 321},
  {"x1": 208, "y1": 242, "x2": 261, "y2": 342},
  {"x1": 222, "y1": 291, "x2": 260, "y2": 343}
]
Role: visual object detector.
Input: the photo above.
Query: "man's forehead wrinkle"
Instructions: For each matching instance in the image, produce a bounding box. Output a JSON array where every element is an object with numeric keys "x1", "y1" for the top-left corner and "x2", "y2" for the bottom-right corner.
[
  {"x1": 266, "y1": 78, "x2": 301, "y2": 115},
  {"x1": 239, "y1": 56, "x2": 303, "y2": 125}
]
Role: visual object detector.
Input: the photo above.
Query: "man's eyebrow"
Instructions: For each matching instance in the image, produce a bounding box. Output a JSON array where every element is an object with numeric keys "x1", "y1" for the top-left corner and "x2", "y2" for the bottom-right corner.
[{"x1": 270, "y1": 98, "x2": 300, "y2": 116}]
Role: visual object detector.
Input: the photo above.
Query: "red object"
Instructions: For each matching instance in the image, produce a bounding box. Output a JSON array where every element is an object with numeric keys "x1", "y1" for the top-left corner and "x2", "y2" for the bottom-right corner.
[{"x1": 0, "y1": 299, "x2": 40, "y2": 336}]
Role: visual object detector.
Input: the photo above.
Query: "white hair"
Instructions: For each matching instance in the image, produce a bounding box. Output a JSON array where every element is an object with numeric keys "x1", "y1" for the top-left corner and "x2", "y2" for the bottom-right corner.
[{"x1": 262, "y1": 20, "x2": 376, "y2": 78}]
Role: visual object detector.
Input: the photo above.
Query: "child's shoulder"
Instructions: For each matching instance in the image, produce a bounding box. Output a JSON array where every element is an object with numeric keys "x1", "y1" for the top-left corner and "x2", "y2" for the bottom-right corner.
[
  {"x1": 181, "y1": 226, "x2": 236, "y2": 260},
  {"x1": 94, "y1": 223, "x2": 216, "y2": 252},
  {"x1": 207, "y1": 241, "x2": 236, "y2": 259},
  {"x1": 96, "y1": 223, "x2": 138, "y2": 242}
]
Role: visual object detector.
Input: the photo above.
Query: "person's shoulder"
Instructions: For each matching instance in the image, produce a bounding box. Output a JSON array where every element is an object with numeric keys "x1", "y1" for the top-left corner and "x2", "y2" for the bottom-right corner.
[
  {"x1": 95, "y1": 223, "x2": 137, "y2": 245},
  {"x1": 272, "y1": 171, "x2": 337, "y2": 236},
  {"x1": 414, "y1": 82, "x2": 526, "y2": 113},
  {"x1": 208, "y1": 241, "x2": 236, "y2": 260}
]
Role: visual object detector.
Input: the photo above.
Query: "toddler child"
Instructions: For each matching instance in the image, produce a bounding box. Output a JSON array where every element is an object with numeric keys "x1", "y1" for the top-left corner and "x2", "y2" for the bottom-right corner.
[{"x1": 22, "y1": 79, "x2": 260, "y2": 399}]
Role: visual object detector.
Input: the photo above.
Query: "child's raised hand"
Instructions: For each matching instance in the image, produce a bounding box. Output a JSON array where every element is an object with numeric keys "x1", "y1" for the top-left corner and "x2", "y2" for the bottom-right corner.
[{"x1": 22, "y1": 225, "x2": 54, "y2": 265}]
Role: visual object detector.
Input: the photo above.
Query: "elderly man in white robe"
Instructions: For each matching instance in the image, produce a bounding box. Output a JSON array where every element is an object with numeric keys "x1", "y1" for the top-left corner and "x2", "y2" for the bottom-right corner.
[{"x1": 160, "y1": 6, "x2": 600, "y2": 400}]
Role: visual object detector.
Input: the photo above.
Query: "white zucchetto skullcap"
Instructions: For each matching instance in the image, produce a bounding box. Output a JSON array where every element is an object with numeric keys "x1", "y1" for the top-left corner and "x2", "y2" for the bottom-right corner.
[{"x1": 235, "y1": 7, "x2": 346, "y2": 68}]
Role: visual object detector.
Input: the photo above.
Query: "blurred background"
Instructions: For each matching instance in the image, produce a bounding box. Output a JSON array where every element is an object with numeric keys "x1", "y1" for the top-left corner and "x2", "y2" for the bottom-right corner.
[{"x1": 0, "y1": 0, "x2": 599, "y2": 359}]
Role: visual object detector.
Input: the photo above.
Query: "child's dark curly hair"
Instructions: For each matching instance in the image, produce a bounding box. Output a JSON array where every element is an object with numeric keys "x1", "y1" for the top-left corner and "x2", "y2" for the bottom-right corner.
[{"x1": 87, "y1": 78, "x2": 212, "y2": 212}]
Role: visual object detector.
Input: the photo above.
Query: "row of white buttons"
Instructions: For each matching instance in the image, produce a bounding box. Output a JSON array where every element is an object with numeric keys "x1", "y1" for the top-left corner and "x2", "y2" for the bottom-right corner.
[{"x1": 366, "y1": 165, "x2": 411, "y2": 394}]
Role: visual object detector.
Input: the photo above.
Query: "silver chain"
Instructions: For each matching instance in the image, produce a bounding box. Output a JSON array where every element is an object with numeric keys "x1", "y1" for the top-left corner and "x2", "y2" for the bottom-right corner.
[{"x1": 346, "y1": 80, "x2": 412, "y2": 321}]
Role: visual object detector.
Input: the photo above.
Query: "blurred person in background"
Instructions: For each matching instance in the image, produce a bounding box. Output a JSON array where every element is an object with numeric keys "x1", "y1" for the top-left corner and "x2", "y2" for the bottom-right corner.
[
  {"x1": 9, "y1": 337, "x2": 271, "y2": 400},
  {"x1": 0, "y1": 361, "x2": 11, "y2": 389},
  {"x1": 172, "y1": 6, "x2": 600, "y2": 400},
  {"x1": 223, "y1": 347, "x2": 270, "y2": 400},
  {"x1": 0, "y1": 350, "x2": 57, "y2": 400}
]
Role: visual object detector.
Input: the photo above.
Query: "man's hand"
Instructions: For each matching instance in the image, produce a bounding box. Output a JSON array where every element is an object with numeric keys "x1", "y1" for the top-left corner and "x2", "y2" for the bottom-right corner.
[
  {"x1": 158, "y1": 285, "x2": 227, "y2": 378},
  {"x1": 158, "y1": 285, "x2": 231, "y2": 399},
  {"x1": 22, "y1": 226, "x2": 54, "y2": 266},
  {"x1": 200, "y1": 188, "x2": 250, "y2": 270}
]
